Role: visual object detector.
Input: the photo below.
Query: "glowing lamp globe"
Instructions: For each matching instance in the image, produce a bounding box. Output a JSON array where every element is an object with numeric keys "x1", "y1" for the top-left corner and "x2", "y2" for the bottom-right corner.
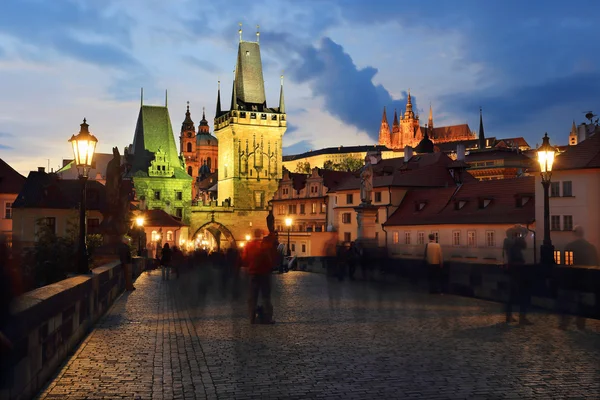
[
  {"x1": 537, "y1": 133, "x2": 555, "y2": 183},
  {"x1": 68, "y1": 118, "x2": 98, "y2": 177}
]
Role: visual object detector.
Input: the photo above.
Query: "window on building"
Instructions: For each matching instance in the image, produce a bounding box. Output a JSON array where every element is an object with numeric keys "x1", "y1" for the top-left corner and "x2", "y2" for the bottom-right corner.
[
  {"x1": 301, "y1": 244, "x2": 306, "y2": 253},
  {"x1": 321, "y1": 203, "x2": 326, "y2": 213},
  {"x1": 176, "y1": 208, "x2": 183, "y2": 218},
  {"x1": 564, "y1": 251, "x2": 574, "y2": 266},
  {"x1": 562, "y1": 181, "x2": 572, "y2": 197},
  {"x1": 311, "y1": 203, "x2": 317, "y2": 214},
  {"x1": 167, "y1": 231, "x2": 173, "y2": 241},
  {"x1": 431, "y1": 231, "x2": 439, "y2": 243},
  {"x1": 467, "y1": 231, "x2": 476, "y2": 247},
  {"x1": 43, "y1": 217, "x2": 56, "y2": 235},
  {"x1": 4, "y1": 202, "x2": 12, "y2": 219},
  {"x1": 563, "y1": 215, "x2": 573, "y2": 231},
  {"x1": 283, "y1": 188, "x2": 289, "y2": 195},
  {"x1": 554, "y1": 250, "x2": 561, "y2": 265},
  {"x1": 374, "y1": 192, "x2": 382, "y2": 203},
  {"x1": 404, "y1": 232, "x2": 411, "y2": 245},
  {"x1": 486, "y1": 231, "x2": 495, "y2": 247},
  {"x1": 551, "y1": 216, "x2": 561, "y2": 231},
  {"x1": 88, "y1": 218, "x2": 100, "y2": 234},
  {"x1": 288, "y1": 204, "x2": 297, "y2": 214},
  {"x1": 279, "y1": 205, "x2": 285, "y2": 215},
  {"x1": 346, "y1": 194, "x2": 353, "y2": 204},
  {"x1": 224, "y1": 165, "x2": 227, "y2": 178},
  {"x1": 291, "y1": 243, "x2": 296, "y2": 252},
  {"x1": 343, "y1": 232, "x2": 351, "y2": 242},
  {"x1": 151, "y1": 230, "x2": 158, "y2": 241},
  {"x1": 187, "y1": 142, "x2": 192, "y2": 152},
  {"x1": 176, "y1": 191, "x2": 183, "y2": 201},
  {"x1": 453, "y1": 231, "x2": 460, "y2": 246},
  {"x1": 154, "y1": 190, "x2": 161, "y2": 200},
  {"x1": 417, "y1": 231, "x2": 425, "y2": 245},
  {"x1": 550, "y1": 182, "x2": 560, "y2": 197},
  {"x1": 254, "y1": 191, "x2": 264, "y2": 208},
  {"x1": 342, "y1": 213, "x2": 351, "y2": 224},
  {"x1": 300, "y1": 204, "x2": 305, "y2": 214},
  {"x1": 393, "y1": 231, "x2": 399, "y2": 244}
]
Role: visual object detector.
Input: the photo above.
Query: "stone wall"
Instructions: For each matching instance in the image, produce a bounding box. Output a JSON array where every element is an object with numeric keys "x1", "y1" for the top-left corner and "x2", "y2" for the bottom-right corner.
[{"x1": 0, "y1": 260, "x2": 145, "y2": 400}]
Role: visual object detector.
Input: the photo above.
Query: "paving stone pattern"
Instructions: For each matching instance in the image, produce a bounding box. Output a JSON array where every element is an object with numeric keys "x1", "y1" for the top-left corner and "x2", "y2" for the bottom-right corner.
[{"x1": 37, "y1": 266, "x2": 600, "y2": 399}]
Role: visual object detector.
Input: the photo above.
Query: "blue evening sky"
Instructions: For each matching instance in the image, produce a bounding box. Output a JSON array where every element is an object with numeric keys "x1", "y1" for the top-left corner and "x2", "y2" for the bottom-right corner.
[{"x1": 0, "y1": 0, "x2": 599, "y2": 175}]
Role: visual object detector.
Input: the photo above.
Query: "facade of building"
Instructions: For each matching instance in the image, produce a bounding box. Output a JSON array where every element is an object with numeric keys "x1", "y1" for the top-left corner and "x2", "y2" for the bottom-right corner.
[
  {"x1": 126, "y1": 101, "x2": 193, "y2": 224},
  {"x1": 535, "y1": 130, "x2": 600, "y2": 266},
  {"x1": 138, "y1": 209, "x2": 187, "y2": 258},
  {"x1": 178, "y1": 103, "x2": 218, "y2": 200},
  {"x1": 463, "y1": 148, "x2": 534, "y2": 181},
  {"x1": 0, "y1": 158, "x2": 26, "y2": 245},
  {"x1": 188, "y1": 32, "x2": 287, "y2": 249},
  {"x1": 282, "y1": 145, "x2": 402, "y2": 171},
  {"x1": 11, "y1": 168, "x2": 107, "y2": 247},
  {"x1": 385, "y1": 176, "x2": 536, "y2": 264},
  {"x1": 329, "y1": 152, "x2": 477, "y2": 247}
]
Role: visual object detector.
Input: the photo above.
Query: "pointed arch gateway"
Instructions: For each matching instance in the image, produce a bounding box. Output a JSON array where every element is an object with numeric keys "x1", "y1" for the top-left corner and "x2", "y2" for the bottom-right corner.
[{"x1": 192, "y1": 221, "x2": 236, "y2": 251}]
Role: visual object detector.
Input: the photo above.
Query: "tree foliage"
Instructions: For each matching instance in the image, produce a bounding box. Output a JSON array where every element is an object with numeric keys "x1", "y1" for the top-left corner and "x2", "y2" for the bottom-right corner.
[
  {"x1": 295, "y1": 161, "x2": 311, "y2": 174},
  {"x1": 322, "y1": 156, "x2": 364, "y2": 172}
]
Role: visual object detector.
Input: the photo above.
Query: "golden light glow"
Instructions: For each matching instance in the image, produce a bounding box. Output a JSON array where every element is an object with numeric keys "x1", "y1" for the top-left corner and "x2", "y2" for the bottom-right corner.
[
  {"x1": 239, "y1": 242, "x2": 245, "y2": 248},
  {"x1": 245, "y1": 234, "x2": 251, "y2": 241},
  {"x1": 68, "y1": 119, "x2": 98, "y2": 174},
  {"x1": 136, "y1": 217, "x2": 144, "y2": 227},
  {"x1": 285, "y1": 217, "x2": 293, "y2": 227},
  {"x1": 537, "y1": 133, "x2": 555, "y2": 182}
]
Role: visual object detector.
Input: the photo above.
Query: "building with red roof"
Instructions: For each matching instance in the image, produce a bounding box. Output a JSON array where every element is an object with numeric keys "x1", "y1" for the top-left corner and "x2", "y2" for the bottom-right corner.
[
  {"x1": 384, "y1": 176, "x2": 536, "y2": 264},
  {"x1": 533, "y1": 129, "x2": 600, "y2": 266}
]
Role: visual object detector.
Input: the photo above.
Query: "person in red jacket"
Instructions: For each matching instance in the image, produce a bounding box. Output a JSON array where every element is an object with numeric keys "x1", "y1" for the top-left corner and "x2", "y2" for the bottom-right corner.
[{"x1": 244, "y1": 229, "x2": 276, "y2": 324}]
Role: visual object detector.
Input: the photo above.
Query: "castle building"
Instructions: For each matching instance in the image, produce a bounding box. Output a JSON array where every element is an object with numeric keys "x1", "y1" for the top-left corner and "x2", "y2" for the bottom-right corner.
[
  {"x1": 126, "y1": 95, "x2": 193, "y2": 224},
  {"x1": 379, "y1": 92, "x2": 476, "y2": 149},
  {"x1": 178, "y1": 103, "x2": 218, "y2": 199},
  {"x1": 188, "y1": 26, "x2": 287, "y2": 249}
]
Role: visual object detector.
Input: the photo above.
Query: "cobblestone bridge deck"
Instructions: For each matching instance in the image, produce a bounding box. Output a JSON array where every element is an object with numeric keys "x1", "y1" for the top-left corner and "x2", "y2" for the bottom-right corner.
[{"x1": 37, "y1": 268, "x2": 600, "y2": 399}]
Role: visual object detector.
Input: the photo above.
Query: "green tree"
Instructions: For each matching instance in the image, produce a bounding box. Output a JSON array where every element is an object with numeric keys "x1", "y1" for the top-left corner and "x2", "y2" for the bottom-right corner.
[
  {"x1": 295, "y1": 161, "x2": 311, "y2": 174},
  {"x1": 323, "y1": 160, "x2": 334, "y2": 170},
  {"x1": 322, "y1": 156, "x2": 363, "y2": 172}
]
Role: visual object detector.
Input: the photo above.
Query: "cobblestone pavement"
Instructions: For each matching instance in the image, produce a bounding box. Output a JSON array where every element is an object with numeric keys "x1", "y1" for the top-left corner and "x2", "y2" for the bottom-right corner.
[{"x1": 38, "y1": 267, "x2": 600, "y2": 399}]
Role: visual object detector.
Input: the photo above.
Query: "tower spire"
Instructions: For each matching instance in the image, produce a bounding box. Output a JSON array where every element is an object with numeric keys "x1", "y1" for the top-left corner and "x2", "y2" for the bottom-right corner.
[
  {"x1": 140, "y1": 87, "x2": 144, "y2": 107},
  {"x1": 378, "y1": 107, "x2": 391, "y2": 148},
  {"x1": 231, "y1": 67, "x2": 238, "y2": 110},
  {"x1": 404, "y1": 89, "x2": 414, "y2": 119},
  {"x1": 428, "y1": 103, "x2": 433, "y2": 130},
  {"x1": 478, "y1": 107, "x2": 486, "y2": 149},
  {"x1": 279, "y1": 74, "x2": 285, "y2": 113},
  {"x1": 238, "y1": 22, "x2": 243, "y2": 42},
  {"x1": 256, "y1": 24, "x2": 260, "y2": 43},
  {"x1": 216, "y1": 80, "x2": 222, "y2": 116},
  {"x1": 165, "y1": 89, "x2": 168, "y2": 107}
]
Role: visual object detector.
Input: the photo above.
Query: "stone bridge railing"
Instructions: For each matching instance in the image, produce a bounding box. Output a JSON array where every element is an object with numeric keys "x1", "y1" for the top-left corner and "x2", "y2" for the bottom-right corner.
[{"x1": 0, "y1": 259, "x2": 146, "y2": 400}]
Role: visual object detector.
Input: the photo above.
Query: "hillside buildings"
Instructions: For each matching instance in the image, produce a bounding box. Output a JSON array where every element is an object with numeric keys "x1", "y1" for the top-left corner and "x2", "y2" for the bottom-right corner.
[{"x1": 0, "y1": 158, "x2": 26, "y2": 245}]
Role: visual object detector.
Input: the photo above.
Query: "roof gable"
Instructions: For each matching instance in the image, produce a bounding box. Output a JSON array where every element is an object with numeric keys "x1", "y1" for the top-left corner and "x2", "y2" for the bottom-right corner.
[{"x1": 0, "y1": 158, "x2": 26, "y2": 194}]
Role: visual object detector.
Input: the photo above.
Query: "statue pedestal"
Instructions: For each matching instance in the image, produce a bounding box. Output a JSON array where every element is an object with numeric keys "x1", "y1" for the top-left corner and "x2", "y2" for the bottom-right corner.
[{"x1": 354, "y1": 204, "x2": 378, "y2": 248}]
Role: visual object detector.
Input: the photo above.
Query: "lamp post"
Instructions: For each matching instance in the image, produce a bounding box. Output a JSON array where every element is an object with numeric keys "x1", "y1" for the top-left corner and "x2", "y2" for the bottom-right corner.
[
  {"x1": 136, "y1": 216, "x2": 144, "y2": 256},
  {"x1": 285, "y1": 217, "x2": 293, "y2": 257},
  {"x1": 537, "y1": 133, "x2": 556, "y2": 266},
  {"x1": 68, "y1": 119, "x2": 98, "y2": 274}
]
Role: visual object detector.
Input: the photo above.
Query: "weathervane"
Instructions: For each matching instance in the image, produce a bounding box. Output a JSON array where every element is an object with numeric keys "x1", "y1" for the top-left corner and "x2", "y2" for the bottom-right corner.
[
  {"x1": 256, "y1": 24, "x2": 260, "y2": 43},
  {"x1": 238, "y1": 22, "x2": 243, "y2": 42}
]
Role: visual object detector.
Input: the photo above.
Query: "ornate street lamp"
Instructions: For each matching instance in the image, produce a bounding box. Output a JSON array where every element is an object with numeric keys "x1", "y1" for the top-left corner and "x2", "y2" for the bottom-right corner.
[
  {"x1": 285, "y1": 217, "x2": 293, "y2": 257},
  {"x1": 245, "y1": 234, "x2": 251, "y2": 242},
  {"x1": 136, "y1": 216, "x2": 145, "y2": 256},
  {"x1": 68, "y1": 119, "x2": 98, "y2": 274},
  {"x1": 537, "y1": 133, "x2": 556, "y2": 265}
]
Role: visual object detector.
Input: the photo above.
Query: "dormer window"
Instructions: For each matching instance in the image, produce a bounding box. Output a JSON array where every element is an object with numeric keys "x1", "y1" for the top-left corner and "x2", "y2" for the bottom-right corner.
[
  {"x1": 415, "y1": 201, "x2": 427, "y2": 211},
  {"x1": 478, "y1": 198, "x2": 492, "y2": 209},
  {"x1": 454, "y1": 200, "x2": 467, "y2": 210}
]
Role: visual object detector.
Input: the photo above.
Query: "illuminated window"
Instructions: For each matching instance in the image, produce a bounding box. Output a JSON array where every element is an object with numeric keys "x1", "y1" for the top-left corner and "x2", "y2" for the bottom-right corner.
[
  {"x1": 311, "y1": 203, "x2": 317, "y2": 214},
  {"x1": 564, "y1": 251, "x2": 574, "y2": 266},
  {"x1": 432, "y1": 231, "x2": 439, "y2": 243},
  {"x1": 551, "y1": 216, "x2": 561, "y2": 231},
  {"x1": 404, "y1": 232, "x2": 411, "y2": 245},
  {"x1": 4, "y1": 202, "x2": 12, "y2": 219},
  {"x1": 151, "y1": 230, "x2": 158, "y2": 241},
  {"x1": 453, "y1": 231, "x2": 461, "y2": 246},
  {"x1": 321, "y1": 203, "x2": 326, "y2": 213},
  {"x1": 554, "y1": 250, "x2": 561, "y2": 265},
  {"x1": 393, "y1": 231, "x2": 399, "y2": 244},
  {"x1": 486, "y1": 231, "x2": 495, "y2": 247},
  {"x1": 467, "y1": 231, "x2": 476, "y2": 247},
  {"x1": 167, "y1": 231, "x2": 173, "y2": 241},
  {"x1": 417, "y1": 231, "x2": 425, "y2": 245}
]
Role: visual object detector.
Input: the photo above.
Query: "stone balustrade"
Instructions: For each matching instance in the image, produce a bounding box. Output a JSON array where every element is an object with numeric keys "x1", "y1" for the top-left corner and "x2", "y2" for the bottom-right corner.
[{"x1": 0, "y1": 259, "x2": 145, "y2": 400}]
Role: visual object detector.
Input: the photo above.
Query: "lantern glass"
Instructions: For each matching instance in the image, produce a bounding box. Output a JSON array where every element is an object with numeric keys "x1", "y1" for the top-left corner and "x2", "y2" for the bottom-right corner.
[
  {"x1": 68, "y1": 119, "x2": 98, "y2": 175},
  {"x1": 537, "y1": 133, "x2": 555, "y2": 182},
  {"x1": 136, "y1": 217, "x2": 144, "y2": 227},
  {"x1": 285, "y1": 217, "x2": 292, "y2": 227}
]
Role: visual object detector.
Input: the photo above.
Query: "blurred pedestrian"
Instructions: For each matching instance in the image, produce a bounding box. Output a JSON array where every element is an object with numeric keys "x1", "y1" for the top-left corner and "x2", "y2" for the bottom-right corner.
[
  {"x1": 424, "y1": 234, "x2": 444, "y2": 294},
  {"x1": 118, "y1": 236, "x2": 135, "y2": 291},
  {"x1": 558, "y1": 226, "x2": 599, "y2": 330},
  {"x1": 502, "y1": 225, "x2": 531, "y2": 325},
  {"x1": 161, "y1": 243, "x2": 172, "y2": 281},
  {"x1": 243, "y1": 229, "x2": 276, "y2": 324}
]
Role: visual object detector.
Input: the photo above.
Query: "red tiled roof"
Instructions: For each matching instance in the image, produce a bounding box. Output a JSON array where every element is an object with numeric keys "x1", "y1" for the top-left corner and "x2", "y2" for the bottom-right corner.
[
  {"x1": 384, "y1": 176, "x2": 535, "y2": 226},
  {"x1": 464, "y1": 148, "x2": 534, "y2": 163},
  {"x1": 320, "y1": 169, "x2": 354, "y2": 191},
  {"x1": 430, "y1": 124, "x2": 475, "y2": 143},
  {"x1": 0, "y1": 158, "x2": 26, "y2": 194},
  {"x1": 141, "y1": 209, "x2": 186, "y2": 228},
  {"x1": 552, "y1": 132, "x2": 600, "y2": 170},
  {"x1": 494, "y1": 137, "x2": 530, "y2": 148}
]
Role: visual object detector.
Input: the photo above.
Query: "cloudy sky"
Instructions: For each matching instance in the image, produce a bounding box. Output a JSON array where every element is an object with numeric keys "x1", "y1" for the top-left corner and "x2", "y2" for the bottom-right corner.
[{"x1": 1, "y1": 0, "x2": 599, "y2": 175}]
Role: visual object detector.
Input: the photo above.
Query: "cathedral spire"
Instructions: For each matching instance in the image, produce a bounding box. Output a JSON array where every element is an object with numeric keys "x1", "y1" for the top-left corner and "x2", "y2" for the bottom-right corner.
[
  {"x1": 279, "y1": 74, "x2": 285, "y2": 113},
  {"x1": 393, "y1": 109, "x2": 399, "y2": 127},
  {"x1": 231, "y1": 67, "x2": 238, "y2": 111},
  {"x1": 234, "y1": 32, "x2": 267, "y2": 108},
  {"x1": 216, "y1": 81, "x2": 222, "y2": 116},
  {"x1": 404, "y1": 89, "x2": 414, "y2": 119},
  {"x1": 428, "y1": 103, "x2": 433, "y2": 130},
  {"x1": 478, "y1": 107, "x2": 486, "y2": 150},
  {"x1": 199, "y1": 106, "x2": 209, "y2": 134},
  {"x1": 181, "y1": 101, "x2": 195, "y2": 133},
  {"x1": 569, "y1": 119, "x2": 578, "y2": 146},
  {"x1": 378, "y1": 107, "x2": 391, "y2": 147}
]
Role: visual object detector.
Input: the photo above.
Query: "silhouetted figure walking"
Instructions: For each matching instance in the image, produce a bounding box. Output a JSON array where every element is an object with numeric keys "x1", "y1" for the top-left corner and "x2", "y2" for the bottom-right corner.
[
  {"x1": 503, "y1": 226, "x2": 532, "y2": 325},
  {"x1": 161, "y1": 243, "x2": 172, "y2": 281},
  {"x1": 424, "y1": 234, "x2": 444, "y2": 294},
  {"x1": 558, "y1": 226, "x2": 599, "y2": 330}
]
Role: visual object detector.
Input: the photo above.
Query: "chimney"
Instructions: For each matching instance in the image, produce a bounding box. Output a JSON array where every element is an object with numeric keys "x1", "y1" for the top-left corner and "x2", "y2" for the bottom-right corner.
[
  {"x1": 404, "y1": 146, "x2": 413, "y2": 162},
  {"x1": 38, "y1": 167, "x2": 45, "y2": 173},
  {"x1": 456, "y1": 144, "x2": 465, "y2": 161}
]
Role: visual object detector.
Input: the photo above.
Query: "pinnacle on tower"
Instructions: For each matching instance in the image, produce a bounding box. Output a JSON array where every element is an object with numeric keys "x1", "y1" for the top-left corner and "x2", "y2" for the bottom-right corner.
[
  {"x1": 393, "y1": 109, "x2": 399, "y2": 128},
  {"x1": 279, "y1": 74, "x2": 285, "y2": 114},
  {"x1": 404, "y1": 89, "x2": 414, "y2": 119},
  {"x1": 378, "y1": 107, "x2": 391, "y2": 147},
  {"x1": 478, "y1": 107, "x2": 486, "y2": 150},
  {"x1": 231, "y1": 67, "x2": 238, "y2": 110},
  {"x1": 216, "y1": 81, "x2": 222, "y2": 116},
  {"x1": 199, "y1": 106, "x2": 209, "y2": 133},
  {"x1": 428, "y1": 103, "x2": 434, "y2": 130},
  {"x1": 181, "y1": 101, "x2": 195, "y2": 133}
]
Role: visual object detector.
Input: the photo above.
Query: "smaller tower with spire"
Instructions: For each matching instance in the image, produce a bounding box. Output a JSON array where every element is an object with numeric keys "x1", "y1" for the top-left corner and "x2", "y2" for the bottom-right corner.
[
  {"x1": 378, "y1": 107, "x2": 391, "y2": 148},
  {"x1": 391, "y1": 109, "x2": 400, "y2": 148},
  {"x1": 478, "y1": 107, "x2": 486, "y2": 150},
  {"x1": 180, "y1": 101, "x2": 197, "y2": 178},
  {"x1": 569, "y1": 120, "x2": 578, "y2": 146}
]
